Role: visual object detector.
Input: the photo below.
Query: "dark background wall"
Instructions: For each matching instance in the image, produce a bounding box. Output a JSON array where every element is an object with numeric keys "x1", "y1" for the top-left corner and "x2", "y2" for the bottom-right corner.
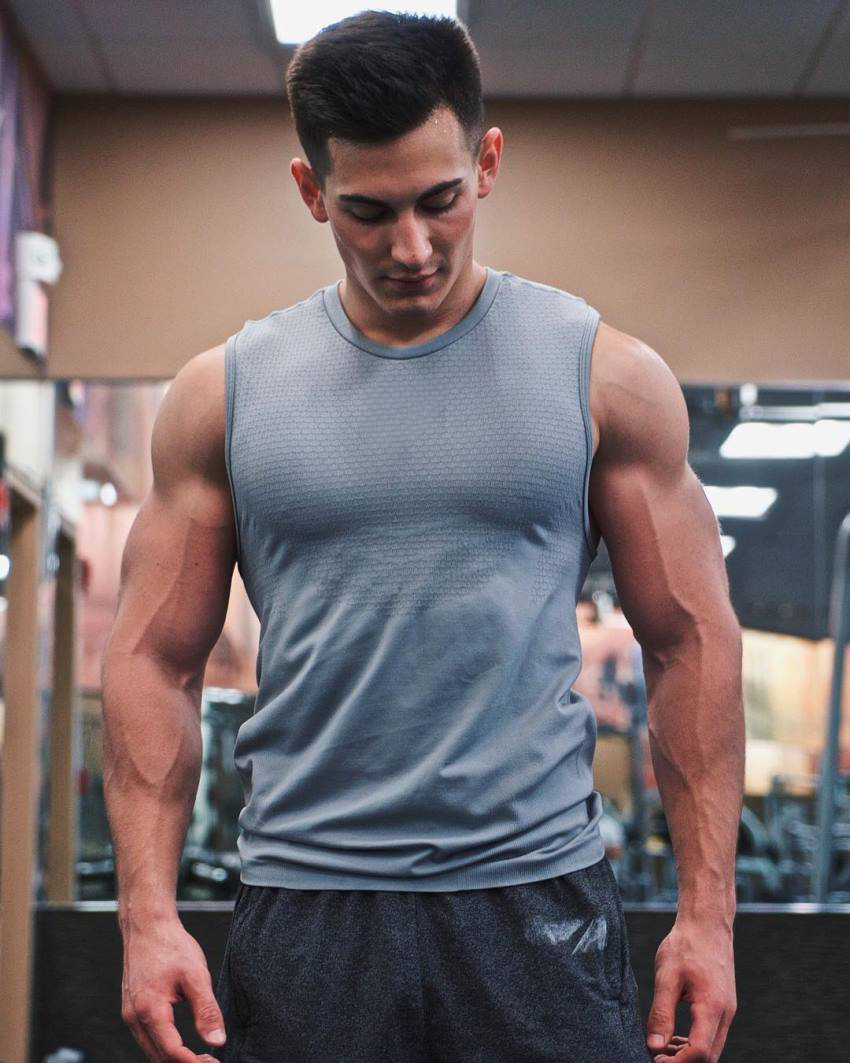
[{"x1": 32, "y1": 905, "x2": 850, "y2": 1063}]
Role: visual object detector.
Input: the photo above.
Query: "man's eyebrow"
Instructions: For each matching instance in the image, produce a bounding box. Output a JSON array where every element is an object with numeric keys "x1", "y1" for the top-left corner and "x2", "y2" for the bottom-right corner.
[{"x1": 336, "y1": 177, "x2": 464, "y2": 206}]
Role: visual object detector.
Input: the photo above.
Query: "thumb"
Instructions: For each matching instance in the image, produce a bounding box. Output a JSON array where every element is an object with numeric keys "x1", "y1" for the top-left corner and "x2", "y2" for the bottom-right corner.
[
  {"x1": 181, "y1": 966, "x2": 227, "y2": 1047},
  {"x1": 646, "y1": 972, "x2": 679, "y2": 1052}
]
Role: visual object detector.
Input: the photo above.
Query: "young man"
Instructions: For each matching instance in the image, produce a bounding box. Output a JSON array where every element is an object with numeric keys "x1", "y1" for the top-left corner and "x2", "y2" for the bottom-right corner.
[{"x1": 102, "y1": 11, "x2": 743, "y2": 1063}]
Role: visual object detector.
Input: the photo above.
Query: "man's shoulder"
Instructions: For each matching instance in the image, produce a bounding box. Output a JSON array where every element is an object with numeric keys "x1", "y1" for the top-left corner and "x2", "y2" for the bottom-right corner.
[
  {"x1": 160, "y1": 344, "x2": 229, "y2": 486},
  {"x1": 591, "y1": 320, "x2": 649, "y2": 381},
  {"x1": 498, "y1": 269, "x2": 597, "y2": 314},
  {"x1": 590, "y1": 321, "x2": 679, "y2": 399},
  {"x1": 176, "y1": 282, "x2": 331, "y2": 455},
  {"x1": 589, "y1": 321, "x2": 688, "y2": 462}
]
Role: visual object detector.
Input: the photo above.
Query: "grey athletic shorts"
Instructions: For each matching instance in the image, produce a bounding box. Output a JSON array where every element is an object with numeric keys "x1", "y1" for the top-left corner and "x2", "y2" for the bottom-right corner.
[{"x1": 213, "y1": 854, "x2": 653, "y2": 1062}]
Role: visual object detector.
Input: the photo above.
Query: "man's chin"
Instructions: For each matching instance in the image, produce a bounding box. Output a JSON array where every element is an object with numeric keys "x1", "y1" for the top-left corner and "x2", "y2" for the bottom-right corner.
[
  {"x1": 373, "y1": 287, "x2": 440, "y2": 311},
  {"x1": 385, "y1": 300, "x2": 436, "y2": 314}
]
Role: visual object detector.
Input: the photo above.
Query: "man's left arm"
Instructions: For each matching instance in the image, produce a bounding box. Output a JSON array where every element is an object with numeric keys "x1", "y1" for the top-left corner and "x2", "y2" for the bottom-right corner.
[{"x1": 587, "y1": 323, "x2": 744, "y2": 1063}]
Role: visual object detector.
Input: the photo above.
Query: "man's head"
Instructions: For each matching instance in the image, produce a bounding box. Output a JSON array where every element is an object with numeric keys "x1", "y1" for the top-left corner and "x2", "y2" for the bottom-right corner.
[
  {"x1": 286, "y1": 9, "x2": 502, "y2": 327},
  {"x1": 285, "y1": 9, "x2": 487, "y2": 194}
]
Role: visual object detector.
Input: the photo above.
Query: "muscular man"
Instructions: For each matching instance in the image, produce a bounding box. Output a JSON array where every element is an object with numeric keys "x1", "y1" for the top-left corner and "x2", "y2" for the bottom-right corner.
[{"x1": 102, "y1": 11, "x2": 743, "y2": 1063}]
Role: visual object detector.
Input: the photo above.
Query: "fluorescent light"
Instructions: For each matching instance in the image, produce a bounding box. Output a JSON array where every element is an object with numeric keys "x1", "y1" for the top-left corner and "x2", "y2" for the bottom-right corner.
[
  {"x1": 813, "y1": 419, "x2": 850, "y2": 455},
  {"x1": 739, "y1": 383, "x2": 758, "y2": 406},
  {"x1": 269, "y1": 2, "x2": 458, "y2": 45},
  {"x1": 703, "y1": 485, "x2": 778, "y2": 519},
  {"x1": 740, "y1": 402, "x2": 850, "y2": 421},
  {"x1": 720, "y1": 420, "x2": 850, "y2": 459}
]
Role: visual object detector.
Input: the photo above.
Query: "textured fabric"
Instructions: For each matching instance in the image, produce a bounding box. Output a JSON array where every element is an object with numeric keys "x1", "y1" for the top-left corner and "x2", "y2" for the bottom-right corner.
[
  {"x1": 224, "y1": 267, "x2": 605, "y2": 890},
  {"x1": 212, "y1": 854, "x2": 652, "y2": 1062}
]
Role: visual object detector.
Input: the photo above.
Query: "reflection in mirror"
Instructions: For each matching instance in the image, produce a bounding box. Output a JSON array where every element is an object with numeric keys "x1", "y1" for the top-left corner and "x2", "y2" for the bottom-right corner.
[
  {"x1": 0, "y1": 379, "x2": 58, "y2": 909},
  {"x1": 4, "y1": 379, "x2": 847, "y2": 909},
  {"x1": 580, "y1": 382, "x2": 850, "y2": 904}
]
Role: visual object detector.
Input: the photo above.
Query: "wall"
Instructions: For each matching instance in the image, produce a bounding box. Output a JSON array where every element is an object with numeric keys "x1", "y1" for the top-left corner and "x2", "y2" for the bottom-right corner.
[{"x1": 22, "y1": 95, "x2": 850, "y2": 382}]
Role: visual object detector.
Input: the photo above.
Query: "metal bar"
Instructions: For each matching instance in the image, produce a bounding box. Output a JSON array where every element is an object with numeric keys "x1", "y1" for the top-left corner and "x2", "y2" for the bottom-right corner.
[{"x1": 812, "y1": 511, "x2": 850, "y2": 901}]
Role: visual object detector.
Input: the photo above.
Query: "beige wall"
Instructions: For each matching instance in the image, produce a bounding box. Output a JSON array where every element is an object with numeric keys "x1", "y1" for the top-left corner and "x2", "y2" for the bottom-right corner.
[{"x1": 17, "y1": 95, "x2": 850, "y2": 383}]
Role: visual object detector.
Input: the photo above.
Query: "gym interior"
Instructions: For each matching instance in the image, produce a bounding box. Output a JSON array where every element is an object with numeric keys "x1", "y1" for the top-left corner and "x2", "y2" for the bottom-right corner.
[{"x1": 0, "y1": 2, "x2": 849, "y2": 1061}]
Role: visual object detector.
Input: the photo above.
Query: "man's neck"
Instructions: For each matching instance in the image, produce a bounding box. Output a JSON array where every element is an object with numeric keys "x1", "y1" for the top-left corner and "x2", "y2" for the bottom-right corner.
[{"x1": 339, "y1": 261, "x2": 488, "y2": 349}]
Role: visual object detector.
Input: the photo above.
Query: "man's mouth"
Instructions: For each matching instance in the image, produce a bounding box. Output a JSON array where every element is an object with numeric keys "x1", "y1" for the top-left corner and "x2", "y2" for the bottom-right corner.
[{"x1": 384, "y1": 271, "x2": 439, "y2": 289}]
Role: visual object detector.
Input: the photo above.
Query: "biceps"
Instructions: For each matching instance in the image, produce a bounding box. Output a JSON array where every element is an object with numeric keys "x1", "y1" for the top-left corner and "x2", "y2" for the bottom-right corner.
[
  {"x1": 589, "y1": 458, "x2": 731, "y2": 650},
  {"x1": 110, "y1": 484, "x2": 236, "y2": 682}
]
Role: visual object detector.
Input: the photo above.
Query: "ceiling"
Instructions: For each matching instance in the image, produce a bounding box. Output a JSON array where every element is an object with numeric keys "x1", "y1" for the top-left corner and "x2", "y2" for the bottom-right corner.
[{"x1": 7, "y1": 0, "x2": 850, "y2": 99}]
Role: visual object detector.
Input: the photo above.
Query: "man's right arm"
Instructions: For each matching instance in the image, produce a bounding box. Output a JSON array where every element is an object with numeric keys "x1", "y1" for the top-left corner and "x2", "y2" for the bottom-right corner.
[{"x1": 101, "y1": 343, "x2": 236, "y2": 1059}]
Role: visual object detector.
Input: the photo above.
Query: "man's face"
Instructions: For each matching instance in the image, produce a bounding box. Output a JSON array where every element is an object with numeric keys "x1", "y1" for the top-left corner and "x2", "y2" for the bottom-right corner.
[{"x1": 292, "y1": 106, "x2": 501, "y2": 324}]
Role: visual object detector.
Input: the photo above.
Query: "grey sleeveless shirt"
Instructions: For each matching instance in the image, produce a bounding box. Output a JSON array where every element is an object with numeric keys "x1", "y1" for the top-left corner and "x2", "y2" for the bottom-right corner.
[{"x1": 224, "y1": 267, "x2": 605, "y2": 890}]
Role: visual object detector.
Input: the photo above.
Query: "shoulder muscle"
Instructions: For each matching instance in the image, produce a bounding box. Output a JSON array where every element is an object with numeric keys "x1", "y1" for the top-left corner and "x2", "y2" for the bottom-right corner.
[
  {"x1": 587, "y1": 322, "x2": 734, "y2": 650},
  {"x1": 589, "y1": 321, "x2": 689, "y2": 471}
]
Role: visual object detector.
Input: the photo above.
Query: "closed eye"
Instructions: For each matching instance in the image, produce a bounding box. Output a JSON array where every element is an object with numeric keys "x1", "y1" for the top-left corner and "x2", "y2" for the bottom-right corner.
[{"x1": 349, "y1": 195, "x2": 459, "y2": 224}]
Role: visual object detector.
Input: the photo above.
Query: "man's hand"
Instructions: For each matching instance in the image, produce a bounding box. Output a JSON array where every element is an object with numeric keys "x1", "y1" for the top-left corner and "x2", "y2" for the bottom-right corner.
[
  {"x1": 120, "y1": 913, "x2": 227, "y2": 1062},
  {"x1": 645, "y1": 916, "x2": 737, "y2": 1063}
]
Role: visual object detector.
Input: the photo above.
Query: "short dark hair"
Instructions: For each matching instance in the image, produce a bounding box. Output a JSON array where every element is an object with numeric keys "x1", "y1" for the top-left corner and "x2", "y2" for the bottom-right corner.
[{"x1": 285, "y1": 9, "x2": 486, "y2": 190}]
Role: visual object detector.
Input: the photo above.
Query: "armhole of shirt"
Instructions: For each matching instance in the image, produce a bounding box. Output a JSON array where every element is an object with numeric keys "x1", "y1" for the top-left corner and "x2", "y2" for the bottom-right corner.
[
  {"x1": 578, "y1": 304, "x2": 601, "y2": 560},
  {"x1": 224, "y1": 330, "x2": 243, "y2": 568}
]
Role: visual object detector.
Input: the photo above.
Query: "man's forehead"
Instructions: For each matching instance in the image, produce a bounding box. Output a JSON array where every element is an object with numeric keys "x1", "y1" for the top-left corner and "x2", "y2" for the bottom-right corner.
[
  {"x1": 326, "y1": 110, "x2": 469, "y2": 191},
  {"x1": 328, "y1": 151, "x2": 470, "y2": 203}
]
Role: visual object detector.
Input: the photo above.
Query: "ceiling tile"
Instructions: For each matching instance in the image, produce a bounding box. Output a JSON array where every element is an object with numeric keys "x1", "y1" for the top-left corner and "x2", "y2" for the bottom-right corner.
[{"x1": 634, "y1": 0, "x2": 840, "y2": 96}]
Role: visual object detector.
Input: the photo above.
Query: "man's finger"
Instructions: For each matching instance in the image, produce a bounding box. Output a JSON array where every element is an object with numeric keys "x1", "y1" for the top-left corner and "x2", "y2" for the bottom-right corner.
[
  {"x1": 180, "y1": 964, "x2": 227, "y2": 1048},
  {"x1": 138, "y1": 998, "x2": 218, "y2": 1063},
  {"x1": 128, "y1": 1017, "x2": 163, "y2": 1063},
  {"x1": 670, "y1": 1000, "x2": 722, "y2": 1062},
  {"x1": 651, "y1": 1034, "x2": 689, "y2": 1058},
  {"x1": 646, "y1": 969, "x2": 681, "y2": 1052},
  {"x1": 709, "y1": 1008, "x2": 734, "y2": 1061}
]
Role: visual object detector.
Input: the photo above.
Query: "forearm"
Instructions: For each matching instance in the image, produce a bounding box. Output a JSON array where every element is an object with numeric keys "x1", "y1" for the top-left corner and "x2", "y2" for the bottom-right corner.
[
  {"x1": 641, "y1": 619, "x2": 745, "y2": 929},
  {"x1": 101, "y1": 638, "x2": 204, "y2": 935}
]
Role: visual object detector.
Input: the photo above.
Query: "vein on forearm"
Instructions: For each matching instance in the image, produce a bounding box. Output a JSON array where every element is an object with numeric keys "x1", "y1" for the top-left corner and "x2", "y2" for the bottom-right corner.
[{"x1": 641, "y1": 620, "x2": 745, "y2": 912}]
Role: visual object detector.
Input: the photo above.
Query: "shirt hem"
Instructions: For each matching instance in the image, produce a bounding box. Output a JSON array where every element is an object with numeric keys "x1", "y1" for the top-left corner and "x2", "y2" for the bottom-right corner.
[{"x1": 238, "y1": 832, "x2": 606, "y2": 892}]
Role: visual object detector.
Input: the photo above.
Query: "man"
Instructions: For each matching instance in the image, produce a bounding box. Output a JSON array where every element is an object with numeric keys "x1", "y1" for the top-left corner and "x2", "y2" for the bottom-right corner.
[{"x1": 102, "y1": 10, "x2": 743, "y2": 1063}]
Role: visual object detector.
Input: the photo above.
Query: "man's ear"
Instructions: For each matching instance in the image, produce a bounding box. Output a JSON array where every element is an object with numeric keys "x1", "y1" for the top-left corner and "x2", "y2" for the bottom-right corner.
[
  {"x1": 476, "y1": 127, "x2": 503, "y2": 201},
  {"x1": 290, "y1": 158, "x2": 328, "y2": 222}
]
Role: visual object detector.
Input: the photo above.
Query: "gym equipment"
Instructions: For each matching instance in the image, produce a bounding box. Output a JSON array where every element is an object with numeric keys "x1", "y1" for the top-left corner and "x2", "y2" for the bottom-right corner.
[
  {"x1": 813, "y1": 510, "x2": 850, "y2": 901},
  {"x1": 597, "y1": 640, "x2": 656, "y2": 901},
  {"x1": 763, "y1": 770, "x2": 850, "y2": 902}
]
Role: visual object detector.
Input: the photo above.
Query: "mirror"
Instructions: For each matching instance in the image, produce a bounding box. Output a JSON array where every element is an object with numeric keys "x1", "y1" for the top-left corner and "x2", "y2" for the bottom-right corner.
[{"x1": 1, "y1": 376, "x2": 848, "y2": 909}]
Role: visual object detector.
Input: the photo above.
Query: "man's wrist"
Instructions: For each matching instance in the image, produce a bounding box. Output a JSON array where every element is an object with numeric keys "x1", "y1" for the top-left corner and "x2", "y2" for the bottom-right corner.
[
  {"x1": 118, "y1": 894, "x2": 180, "y2": 934},
  {"x1": 675, "y1": 886, "x2": 736, "y2": 930}
]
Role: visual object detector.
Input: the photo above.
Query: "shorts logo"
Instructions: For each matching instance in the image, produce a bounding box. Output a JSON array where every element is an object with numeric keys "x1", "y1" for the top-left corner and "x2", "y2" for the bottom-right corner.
[{"x1": 524, "y1": 914, "x2": 608, "y2": 954}]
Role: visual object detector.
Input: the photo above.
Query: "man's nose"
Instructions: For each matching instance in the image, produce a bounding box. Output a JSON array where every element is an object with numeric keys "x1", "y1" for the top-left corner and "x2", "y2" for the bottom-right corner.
[{"x1": 390, "y1": 212, "x2": 432, "y2": 269}]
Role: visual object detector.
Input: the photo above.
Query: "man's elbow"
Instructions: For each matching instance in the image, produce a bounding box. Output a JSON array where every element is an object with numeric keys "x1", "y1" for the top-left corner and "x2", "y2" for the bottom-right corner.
[{"x1": 636, "y1": 604, "x2": 742, "y2": 670}]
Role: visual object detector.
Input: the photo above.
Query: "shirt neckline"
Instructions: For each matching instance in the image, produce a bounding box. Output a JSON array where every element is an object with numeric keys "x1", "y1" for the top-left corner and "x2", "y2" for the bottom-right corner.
[{"x1": 322, "y1": 266, "x2": 503, "y2": 360}]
